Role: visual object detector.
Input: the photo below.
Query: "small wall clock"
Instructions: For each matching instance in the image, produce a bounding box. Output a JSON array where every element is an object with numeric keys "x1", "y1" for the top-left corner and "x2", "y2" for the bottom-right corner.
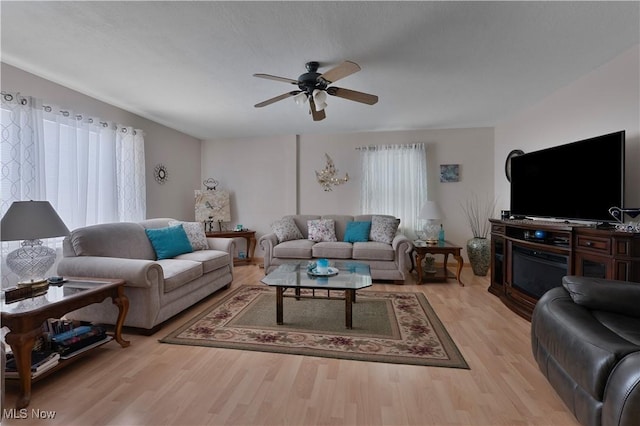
[
  {"x1": 154, "y1": 163, "x2": 169, "y2": 184},
  {"x1": 505, "y1": 149, "x2": 524, "y2": 182}
]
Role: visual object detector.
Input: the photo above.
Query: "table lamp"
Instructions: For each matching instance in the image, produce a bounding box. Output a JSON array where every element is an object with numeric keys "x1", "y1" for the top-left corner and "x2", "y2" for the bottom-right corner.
[
  {"x1": 417, "y1": 201, "x2": 443, "y2": 244},
  {"x1": 1, "y1": 201, "x2": 70, "y2": 288}
]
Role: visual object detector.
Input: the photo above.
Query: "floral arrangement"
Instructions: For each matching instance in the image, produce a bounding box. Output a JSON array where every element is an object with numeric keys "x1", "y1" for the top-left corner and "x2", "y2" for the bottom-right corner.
[{"x1": 461, "y1": 195, "x2": 497, "y2": 238}]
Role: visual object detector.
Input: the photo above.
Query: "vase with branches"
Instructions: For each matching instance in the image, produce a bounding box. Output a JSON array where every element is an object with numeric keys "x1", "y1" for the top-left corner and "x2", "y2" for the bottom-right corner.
[{"x1": 461, "y1": 195, "x2": 497, "y2": 276}]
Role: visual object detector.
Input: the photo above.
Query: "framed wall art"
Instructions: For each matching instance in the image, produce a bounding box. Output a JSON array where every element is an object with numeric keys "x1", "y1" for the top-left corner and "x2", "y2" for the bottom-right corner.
[{"x1": 440, "y1": 164, "x2": 460, "y2": 182}]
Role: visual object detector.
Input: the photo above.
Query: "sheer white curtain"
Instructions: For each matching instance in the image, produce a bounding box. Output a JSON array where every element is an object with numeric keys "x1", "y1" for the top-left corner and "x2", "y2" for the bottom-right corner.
[
  {"x1": 40, "y1": 107, "x2": 146, "y2": 230},
  {"x1": 358, "y1": 143, "x2": 428, "y2": 234},
  {"x1": 1, "y1": 91, "x2": 146, "y2": 286}
]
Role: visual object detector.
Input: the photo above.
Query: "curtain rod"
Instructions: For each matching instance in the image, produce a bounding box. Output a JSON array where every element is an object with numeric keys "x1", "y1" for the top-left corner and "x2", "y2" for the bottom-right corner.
[{"x1": 355, "y1": 143, "x2": 425, "y2": 151}]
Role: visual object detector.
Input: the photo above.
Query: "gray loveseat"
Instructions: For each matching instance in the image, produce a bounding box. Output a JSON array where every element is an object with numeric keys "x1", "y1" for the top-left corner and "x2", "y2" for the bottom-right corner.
[
  {"x1": 57, "y1": 218, "x2": 234, "y2": 333},
  {"x1": 259, "y1": 214, "x2": 412, "y2": 282},
  {"x1": 531, "y1": 276, "x2": 640, "y2": 426}
]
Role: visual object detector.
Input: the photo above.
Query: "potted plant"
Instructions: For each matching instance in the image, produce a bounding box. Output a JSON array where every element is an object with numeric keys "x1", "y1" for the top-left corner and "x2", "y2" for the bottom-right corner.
[{"x1": 461, "y1": 195, "x2": 496, "y2": 276}]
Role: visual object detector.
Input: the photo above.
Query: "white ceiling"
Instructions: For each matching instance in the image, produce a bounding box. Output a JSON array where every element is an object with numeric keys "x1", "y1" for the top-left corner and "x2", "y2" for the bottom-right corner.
[{"x1": 1, "y1": 1, "x2": 638, "y2": 141}]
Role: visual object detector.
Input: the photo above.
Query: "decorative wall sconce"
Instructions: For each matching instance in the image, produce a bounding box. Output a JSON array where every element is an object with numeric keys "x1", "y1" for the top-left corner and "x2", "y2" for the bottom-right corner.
[
  {"x1": 315, "y1": 153, "x2": 349, "y2": 192},
  {"x1": 154, "y1": 164, "x2": 168, "y2": 184}
]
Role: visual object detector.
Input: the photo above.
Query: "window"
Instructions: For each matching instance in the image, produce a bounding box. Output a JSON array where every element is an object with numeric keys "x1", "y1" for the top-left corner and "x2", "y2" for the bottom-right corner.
[
  {"x1": 1, "y1": 92, "x2": 146, "y2": 286},
  {"x1": 358, "y1": 143, "x2": 428, "y2": 234},
  {"x1": 1, "y1": 93, "x2": 146, "y2": 230}
]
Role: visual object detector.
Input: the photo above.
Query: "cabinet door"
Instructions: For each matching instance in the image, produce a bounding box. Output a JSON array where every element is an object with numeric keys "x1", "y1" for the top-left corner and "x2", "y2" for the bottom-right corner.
[{"x1": 574, "y1": 252, "x2": 611, "y2": 279}]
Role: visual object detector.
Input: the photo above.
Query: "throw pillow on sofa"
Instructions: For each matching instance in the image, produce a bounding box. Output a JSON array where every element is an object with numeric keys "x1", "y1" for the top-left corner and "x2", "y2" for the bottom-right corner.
[
  {"x1": 308, "y1": 219, "x2": 337, "y2": 242},
  {"x1": 370, "y1": 216, "x2": 400, "y2": 244},
  {"x1": 168, "y1": 220, "x2": 208, "y2": 250},
  {"x1": 145, "y1": 224, "x2": 193, "y2": 260},
  {"x1": 344, "y1": 221, "x2": 371, "y2": 243},
  {"x1": 271, "y1": 217, "x2": 304, "y2": 243}
]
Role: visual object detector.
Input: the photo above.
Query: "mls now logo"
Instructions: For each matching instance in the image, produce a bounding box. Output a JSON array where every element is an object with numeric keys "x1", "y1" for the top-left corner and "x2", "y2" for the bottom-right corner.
[{"x1": 3, "y1": 408, "x2": 57, "y2": 419}]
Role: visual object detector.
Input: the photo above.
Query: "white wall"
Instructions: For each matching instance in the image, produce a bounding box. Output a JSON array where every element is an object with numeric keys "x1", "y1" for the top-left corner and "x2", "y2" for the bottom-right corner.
[
  {"x1": 1, "y1": 63, "x2": 202, "y2": 222},
  {"x1": 494, "y1": 44, "x2": 640, "y2": 210},
  {"x1": 200, "y1": 134, "x2": 297, "y2": 254},
  {"x1": 202, "y1": 127, "x2": 494, "y2": 260}
]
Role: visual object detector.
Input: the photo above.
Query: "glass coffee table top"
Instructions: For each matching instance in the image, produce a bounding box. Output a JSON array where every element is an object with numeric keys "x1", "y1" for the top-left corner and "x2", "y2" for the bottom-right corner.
[
  {"x1": 1, "y1": 279, "x2": 119, "y2": 314},
  {"x1": 261, "y1": 261, "x2": 372, "y2": 290}
]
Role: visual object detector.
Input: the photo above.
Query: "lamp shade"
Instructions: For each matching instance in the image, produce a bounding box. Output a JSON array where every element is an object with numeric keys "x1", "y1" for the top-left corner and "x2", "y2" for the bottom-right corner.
[
  {"x1": 1, "y1": 201, "x2": 70, "y2": 241},
  {"x1": 293, "y1": 92, "x2": 308, "y2": 106},
  {"x1": 419, "y1": 201, "x2": 443, "y2": 221}
]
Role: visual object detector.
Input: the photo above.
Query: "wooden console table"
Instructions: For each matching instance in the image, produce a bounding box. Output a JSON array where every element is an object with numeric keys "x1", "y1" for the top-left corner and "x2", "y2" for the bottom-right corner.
[
  {"x1": 207, "y1": 230, "x2": 256, "y2": 265},
  {"x1": 1, "y1": 278, "x2": 130, "y2": 408},
  {"x1": 413, "y1": 241, "x2": 464, "y2": 286}
]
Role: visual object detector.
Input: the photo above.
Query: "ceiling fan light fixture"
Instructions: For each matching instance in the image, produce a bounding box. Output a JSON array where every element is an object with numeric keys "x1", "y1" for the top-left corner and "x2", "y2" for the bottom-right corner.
[
  {"x1": 254, "y1": 60, "x2": 377, "y2": 120},
  {"x1": 312, "y1": 89, "x2": 327, "y2": 111},
  {"x1": 293, "y1": 92, "x2": 308, "y2": 106}
]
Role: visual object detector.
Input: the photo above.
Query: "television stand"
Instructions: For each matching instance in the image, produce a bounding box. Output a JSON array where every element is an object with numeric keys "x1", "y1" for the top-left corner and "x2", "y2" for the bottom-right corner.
[{"x1": 489, "y1": 219, "x2": 640, "y2": 320}]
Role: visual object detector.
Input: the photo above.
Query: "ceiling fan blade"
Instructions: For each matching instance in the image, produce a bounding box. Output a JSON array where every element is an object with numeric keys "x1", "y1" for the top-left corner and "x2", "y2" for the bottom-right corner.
[
  {"x1": 253, "y1": 73, "x2": 299, "y2": 85},
  {"x1": 308, "y1": 97, "x2": 326, "y2": 121},
  {"x1": 326, "y1": 87, "x2": 378, "y2": 105},
  {"x1": 254, "y1": 91, "x2": 301, "y2": 108},
  {"x1": 319, "y1": 61, "x2": 361, "y2": 84}
]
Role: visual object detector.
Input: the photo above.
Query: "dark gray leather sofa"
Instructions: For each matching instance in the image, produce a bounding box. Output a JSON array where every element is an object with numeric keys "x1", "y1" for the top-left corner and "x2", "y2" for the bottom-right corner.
[{"x1": 531, "y1": 276, "x2": 640, "y2": 426}]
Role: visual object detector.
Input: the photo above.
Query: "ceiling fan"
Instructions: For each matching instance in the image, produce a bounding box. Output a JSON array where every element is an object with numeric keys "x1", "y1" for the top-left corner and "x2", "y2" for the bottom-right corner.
[{"x1": 253, "y1": 60, "x2": 378, "y2": 121}]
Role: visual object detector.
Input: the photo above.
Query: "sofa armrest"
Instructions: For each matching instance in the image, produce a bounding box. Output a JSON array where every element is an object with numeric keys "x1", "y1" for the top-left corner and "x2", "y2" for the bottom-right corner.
[
  {"x1": 603, "y1": 352, "x2": 640, "y2": 426},
  {"x1": 207, "y1": 237, "x2": 235, "y2": 253},
  {"x1": 563, "y1": 276, "x2": 640, "y2": 318},
  {"x1": 259, "y1": 233, "x2": 279, "y2": 271},
  {"x1": 57, "y1": 256, "x2": 163, "y2": 289},
  {"x1": 391, "y1": 234, "x2": 412, "y2": 272}
]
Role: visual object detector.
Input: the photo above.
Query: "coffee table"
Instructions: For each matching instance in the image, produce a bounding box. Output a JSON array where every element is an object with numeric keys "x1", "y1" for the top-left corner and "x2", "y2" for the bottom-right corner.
[
  {"x1": 261, "y1": 261, "x2": 372, "y2": 329},
  {"x1": 1, "y1": 278, "x2": 130, "y2": 408}
]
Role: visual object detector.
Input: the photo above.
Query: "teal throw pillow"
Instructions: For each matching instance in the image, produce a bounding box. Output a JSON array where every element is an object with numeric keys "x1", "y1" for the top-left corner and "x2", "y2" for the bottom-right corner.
[
  {"x1": 145, "y1": 224, "x2": 193, "y2": 260},
  {"x1": 343, "y1": 221, "x2": 371, "y2": 243}
]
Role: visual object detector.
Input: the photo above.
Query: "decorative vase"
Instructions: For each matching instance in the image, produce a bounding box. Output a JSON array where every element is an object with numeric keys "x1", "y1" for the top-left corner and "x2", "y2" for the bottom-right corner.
[{"x1": 467, "y1": 237, "x2": 490, "y2": 276}]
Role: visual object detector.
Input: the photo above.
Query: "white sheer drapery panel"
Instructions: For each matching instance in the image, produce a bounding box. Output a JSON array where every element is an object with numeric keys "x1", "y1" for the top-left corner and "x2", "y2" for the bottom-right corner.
[
  {"x1": 1, "y1": 93, "x2": 46, "y2": 287},
  {"x1": 42, "y1": 109, "x2": 119, "y2": 229},
  {"x1": 116, "y1": 126, "x2": 146, "y2": 222},
  {"x1": 359, "y1": 143, "x2": 428, "y2": 235}
]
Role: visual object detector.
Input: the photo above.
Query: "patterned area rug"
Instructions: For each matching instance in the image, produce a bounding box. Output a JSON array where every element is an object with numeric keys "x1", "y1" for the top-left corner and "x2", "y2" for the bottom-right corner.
[{"x1": 160, "y1": 285, "x2": 469, "y2": 368}]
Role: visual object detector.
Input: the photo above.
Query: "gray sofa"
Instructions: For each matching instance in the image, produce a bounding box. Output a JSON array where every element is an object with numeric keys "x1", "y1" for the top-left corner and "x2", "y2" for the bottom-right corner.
[
  {"x1": 57, "y1": 218, "x2": 234, "y2": 333},
  {"x1": 259, "y1": 214, "x2": 412, "y2": 282},
  {"x1": 531, "y1": 276, "x2": 640, "y2": 426}
]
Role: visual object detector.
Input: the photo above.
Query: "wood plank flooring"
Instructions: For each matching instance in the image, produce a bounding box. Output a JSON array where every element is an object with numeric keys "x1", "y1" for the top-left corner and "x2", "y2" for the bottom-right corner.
[{"x1": 2, "y1": 265, "x2": 579, "y2": 426}]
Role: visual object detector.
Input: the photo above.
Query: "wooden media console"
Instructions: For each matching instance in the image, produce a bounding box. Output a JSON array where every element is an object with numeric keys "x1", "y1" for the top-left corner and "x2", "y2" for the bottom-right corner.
[{"x1": 489, "y1": 218, "x2": 640, "y2": 320}]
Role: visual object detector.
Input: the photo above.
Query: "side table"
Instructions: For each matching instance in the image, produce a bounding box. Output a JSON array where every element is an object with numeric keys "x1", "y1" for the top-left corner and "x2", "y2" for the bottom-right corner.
[
  {"x1": 413, "y1": 241, "x2": 464, "y2": 286},
  {"x1": 1, "y1": 278, "x2": 130, "y2": 408},
  {"x1": 206, "y1": 230, "x2": 256, "y2": 265}
]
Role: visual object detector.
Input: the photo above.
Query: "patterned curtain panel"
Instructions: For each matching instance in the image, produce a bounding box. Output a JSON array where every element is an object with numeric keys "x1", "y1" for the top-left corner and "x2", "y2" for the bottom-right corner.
[
  {"x1": 358, "y1": 143, "x2": 428, "y2": 235},
  {"x1": 0, "y1": 93, "x2": 45, "y2": 212}
]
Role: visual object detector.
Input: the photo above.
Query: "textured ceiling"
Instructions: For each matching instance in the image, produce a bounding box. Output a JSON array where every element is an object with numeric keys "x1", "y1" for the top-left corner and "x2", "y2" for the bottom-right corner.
[{"x1": 1, "y1": 1, "x2": 638, "y2": 140}]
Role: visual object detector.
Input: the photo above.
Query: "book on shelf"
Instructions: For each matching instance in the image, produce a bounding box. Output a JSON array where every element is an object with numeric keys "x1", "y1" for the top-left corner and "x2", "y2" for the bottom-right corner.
[
  {"x1": 5, "y1": 351, "x2": 60, "y2": 378},
  {"x1": 59, "y1": 335, "x2": 113, "y2": 360},
  {"x1": 53, "y1": 325, "x2": 108, "y2": 356}
]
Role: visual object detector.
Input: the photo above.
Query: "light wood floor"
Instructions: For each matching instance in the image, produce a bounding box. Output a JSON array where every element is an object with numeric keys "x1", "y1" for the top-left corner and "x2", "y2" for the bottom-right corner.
[{"x1": 2, "y1": 265, "x2": 579, "y2": 426}]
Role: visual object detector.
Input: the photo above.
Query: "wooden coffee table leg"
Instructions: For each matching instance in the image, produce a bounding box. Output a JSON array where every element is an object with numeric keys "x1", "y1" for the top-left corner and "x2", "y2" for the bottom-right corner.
[
  {"x1": 111, "y1": 286, "x2": 131, "y2": 347},
  {"x1": 276, "y1": 286, "x2": 284, "y2": 325},
  {"x1": 345, "y1": 290, "x2": 354, "y2": 329},
  {"x1": 5, "y1": 329, "x2": 39, "y2": 409}
]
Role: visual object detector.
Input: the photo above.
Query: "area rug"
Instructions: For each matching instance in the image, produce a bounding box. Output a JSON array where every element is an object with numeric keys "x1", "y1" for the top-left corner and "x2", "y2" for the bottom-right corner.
[{"x1": 159, "y1": 285, "x2": 469, "y2": 369}]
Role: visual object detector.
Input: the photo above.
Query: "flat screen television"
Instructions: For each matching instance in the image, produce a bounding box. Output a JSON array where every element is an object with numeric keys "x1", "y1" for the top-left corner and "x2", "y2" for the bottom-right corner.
[{"x1": 510, "y1": 130, "x2": 625, "y2": 223}]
